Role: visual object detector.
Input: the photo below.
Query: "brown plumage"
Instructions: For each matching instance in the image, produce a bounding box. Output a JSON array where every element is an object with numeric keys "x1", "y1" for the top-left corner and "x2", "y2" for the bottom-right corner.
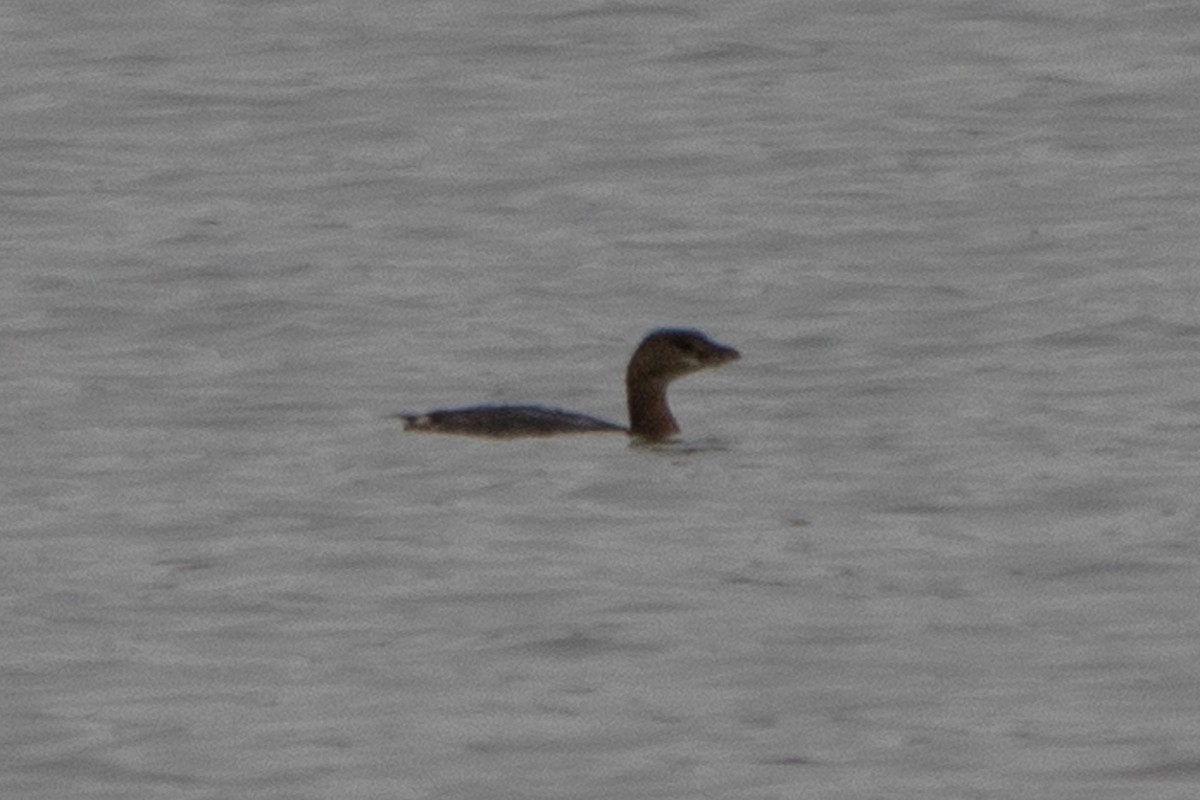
[{"x1": 397, "y1": 328, "x2": 739, "y2": 442}]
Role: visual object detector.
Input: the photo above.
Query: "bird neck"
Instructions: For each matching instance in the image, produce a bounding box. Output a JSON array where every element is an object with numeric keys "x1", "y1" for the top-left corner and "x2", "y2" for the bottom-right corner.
[{"x1": 626, "y1": 375, "x2": 679, "y2": 441}]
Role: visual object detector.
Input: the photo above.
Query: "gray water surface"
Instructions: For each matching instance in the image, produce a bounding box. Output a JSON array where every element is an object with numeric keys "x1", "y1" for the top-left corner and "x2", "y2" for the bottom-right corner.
[{"x1": 4, "y1": 2, "x2": 1200, "y2": 798}]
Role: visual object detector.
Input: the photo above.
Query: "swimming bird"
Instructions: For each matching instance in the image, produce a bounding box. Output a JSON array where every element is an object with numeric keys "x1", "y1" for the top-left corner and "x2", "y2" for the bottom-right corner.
[{"x1": 397, "y1": 328, "x2": 740, "y2": 442}]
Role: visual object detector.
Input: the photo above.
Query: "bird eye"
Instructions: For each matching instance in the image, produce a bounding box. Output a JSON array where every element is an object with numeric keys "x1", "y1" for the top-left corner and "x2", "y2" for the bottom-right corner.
[{"x1": 674, "y1": 337, "x2": 697, "y2": 352}]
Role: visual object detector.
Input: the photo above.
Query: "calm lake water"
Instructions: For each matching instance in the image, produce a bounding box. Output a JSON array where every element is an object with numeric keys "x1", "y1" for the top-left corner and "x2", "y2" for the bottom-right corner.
[{"x1": 4, "y1": 1, "x2": 1200, "y2": 798}]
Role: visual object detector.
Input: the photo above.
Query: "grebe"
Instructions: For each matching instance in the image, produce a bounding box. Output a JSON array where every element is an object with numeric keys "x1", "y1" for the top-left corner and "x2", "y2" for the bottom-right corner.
[{"x1": 397, "y1": 328, "x2": 739, "y2": 442}]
